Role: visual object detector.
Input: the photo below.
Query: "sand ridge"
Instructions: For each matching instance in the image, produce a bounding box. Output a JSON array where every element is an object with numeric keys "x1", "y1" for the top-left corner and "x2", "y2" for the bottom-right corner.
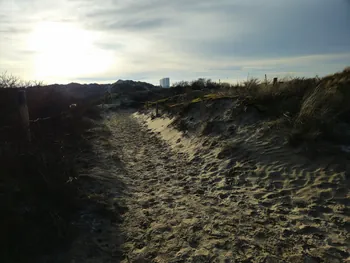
[
  {"x1": 58, "y1": 110, "x2": 349, "y2": 262},
  {"x1": 101, "y1": 111, "x2": 349, "y2": 262}
]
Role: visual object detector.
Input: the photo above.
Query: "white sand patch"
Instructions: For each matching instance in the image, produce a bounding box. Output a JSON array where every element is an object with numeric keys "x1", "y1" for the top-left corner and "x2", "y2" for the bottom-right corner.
[{"x1": 133, "y1": 112, "x2": 216, "y2": 159}]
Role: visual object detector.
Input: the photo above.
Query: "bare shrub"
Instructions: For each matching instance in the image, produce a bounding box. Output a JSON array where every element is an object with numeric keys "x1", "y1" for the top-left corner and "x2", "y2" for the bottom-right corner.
[{"x1": 0, "y1": 71, "x2": 44, "y2": 88}]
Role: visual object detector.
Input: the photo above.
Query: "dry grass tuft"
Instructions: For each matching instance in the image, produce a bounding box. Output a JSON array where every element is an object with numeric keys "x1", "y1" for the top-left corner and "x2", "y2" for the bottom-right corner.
[
  {"x1": 0, "y1": 95, "x2": 104, "y2": 262},
  {"x1": 148, "y1": 67, "x2": 350, "y2": 145}
]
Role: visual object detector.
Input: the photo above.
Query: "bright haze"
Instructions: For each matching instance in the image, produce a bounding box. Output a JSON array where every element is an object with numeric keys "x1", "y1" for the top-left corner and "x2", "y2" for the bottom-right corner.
[{"x1": 1, "y1": 0, "x2": 350, "y2": 85}]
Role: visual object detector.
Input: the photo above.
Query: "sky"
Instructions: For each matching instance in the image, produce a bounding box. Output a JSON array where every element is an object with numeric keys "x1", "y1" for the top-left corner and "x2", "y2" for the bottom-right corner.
[{"x1": 0, "y1": 0, "x2": 350, "y2": 85}]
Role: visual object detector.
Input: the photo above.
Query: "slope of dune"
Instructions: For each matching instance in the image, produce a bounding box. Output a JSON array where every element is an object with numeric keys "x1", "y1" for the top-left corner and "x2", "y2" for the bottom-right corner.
[
  {"x1": 36, "y1": 68, "x2": 350, "y2": 262},
  {"x1": 132, "y1": 105, "x2": 349, "y2": 262}
]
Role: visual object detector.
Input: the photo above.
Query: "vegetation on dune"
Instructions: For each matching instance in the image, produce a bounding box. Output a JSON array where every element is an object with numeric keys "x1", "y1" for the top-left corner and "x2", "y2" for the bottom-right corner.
[
  {"x1": 0, "y1": 73, "x2": 106, "y2": 262},
  {"x1": 1, "y1": 67, "x2": 350, "y2": 261},
  {"x1": 148, "y1": 67, "x2": 350, "y2": 145},
  {"x1": 1, "y1": 113, "x2": 93, "y2": 262},
  {"x1": 0, "y1": 71, "x2": 45, "y2": 88}
]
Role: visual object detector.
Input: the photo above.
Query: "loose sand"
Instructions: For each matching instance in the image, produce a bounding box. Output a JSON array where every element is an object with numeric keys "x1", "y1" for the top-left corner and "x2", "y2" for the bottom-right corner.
[{"x1": 62, "y1": 110, "x2": 349, "y2": 262}]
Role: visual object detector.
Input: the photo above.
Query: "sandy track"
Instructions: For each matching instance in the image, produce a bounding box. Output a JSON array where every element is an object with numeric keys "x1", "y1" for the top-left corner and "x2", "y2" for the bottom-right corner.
[{"x1": 71, "y1": 111, "x2": 348, "y2": 263}]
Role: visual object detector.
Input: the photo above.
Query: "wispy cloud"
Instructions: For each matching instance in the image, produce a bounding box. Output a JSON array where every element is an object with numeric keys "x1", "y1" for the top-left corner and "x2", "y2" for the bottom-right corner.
[{"x1": 0, "y1": 0, "x2": 349, "y2": 84}]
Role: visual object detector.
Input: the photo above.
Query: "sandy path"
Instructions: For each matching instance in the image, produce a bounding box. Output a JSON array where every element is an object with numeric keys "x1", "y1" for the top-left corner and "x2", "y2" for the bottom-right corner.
[
  {"x1": 97, "y1": 111, "x2": 348, "y2": 263},
  {"x1": 61, "y1": 110, "x2": 349, "y2": 263}
]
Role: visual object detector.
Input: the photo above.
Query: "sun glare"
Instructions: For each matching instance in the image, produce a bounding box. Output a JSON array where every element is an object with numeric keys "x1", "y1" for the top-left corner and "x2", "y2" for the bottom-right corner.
[{"x1": 27, "y1": 22, "x2": 113, "y2": 81}]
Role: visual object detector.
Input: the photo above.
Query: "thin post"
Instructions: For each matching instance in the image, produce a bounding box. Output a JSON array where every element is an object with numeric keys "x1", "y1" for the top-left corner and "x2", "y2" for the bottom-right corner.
[
  {"x1": 273, "y1": 77, "x2": 278, "y2": 86},
  {"x1": 18, "y1": 90, "x2": 31, "y2": 142},
  {"x1": 156, "y1": 102, "x2": 159, "y2": 117}
]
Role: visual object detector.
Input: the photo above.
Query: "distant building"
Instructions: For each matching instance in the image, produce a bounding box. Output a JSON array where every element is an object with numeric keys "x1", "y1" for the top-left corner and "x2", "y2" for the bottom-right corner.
[{"x1": 160, "y1": 77, "x2": 170, "y2": 88}]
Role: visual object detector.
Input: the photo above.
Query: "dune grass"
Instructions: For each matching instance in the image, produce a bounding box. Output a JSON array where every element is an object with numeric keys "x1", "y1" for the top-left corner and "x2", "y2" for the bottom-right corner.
[
  {"x1": 0, "y1": 81, "x2": 104, "y2": 262},
  {"x1": 148, "y1": 67, "x2": 350, "y2": 145}
]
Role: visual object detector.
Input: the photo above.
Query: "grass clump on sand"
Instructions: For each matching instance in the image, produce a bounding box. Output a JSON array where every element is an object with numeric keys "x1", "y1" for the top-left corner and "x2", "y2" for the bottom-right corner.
[
  {"x1": 148, "y1": 67, "x2": 350, "y2": 145},
  {"x1": 292, "y1": 68, "x2": 350, "y2": 143}
]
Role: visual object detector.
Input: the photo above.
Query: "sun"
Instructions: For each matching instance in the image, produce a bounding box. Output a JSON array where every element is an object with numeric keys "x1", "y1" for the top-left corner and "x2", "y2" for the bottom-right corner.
[{"x1": 27, "y1": 22, "x2": 113, "y2": 81}]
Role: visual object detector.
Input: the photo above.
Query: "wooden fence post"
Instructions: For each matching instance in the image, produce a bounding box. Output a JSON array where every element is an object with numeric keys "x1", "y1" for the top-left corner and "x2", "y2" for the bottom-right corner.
[
  {"x1": 18, "y1": 90, "x2": 31, "y2": 142},
  {"x1": 156, "y1": 102, "x2": 159, "y2": 117},
  {"x1": 273, "y1": 77, "x2": 278, "y2": 86}
]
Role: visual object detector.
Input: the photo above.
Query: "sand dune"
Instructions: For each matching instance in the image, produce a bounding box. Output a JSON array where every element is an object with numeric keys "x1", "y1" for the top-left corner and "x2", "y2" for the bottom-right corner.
[
  {"x1": 132, "y1": 110, "x2": 349, "y2": 262},
  {"x1": 59, "y1": 108, "x2": 349, "y2": 262}
]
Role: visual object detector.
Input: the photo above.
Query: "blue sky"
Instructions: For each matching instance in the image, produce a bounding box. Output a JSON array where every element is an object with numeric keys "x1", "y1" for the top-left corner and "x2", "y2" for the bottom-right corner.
[{"x1": 0, "y1": 0, "x2": 349, "y2": 85}]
